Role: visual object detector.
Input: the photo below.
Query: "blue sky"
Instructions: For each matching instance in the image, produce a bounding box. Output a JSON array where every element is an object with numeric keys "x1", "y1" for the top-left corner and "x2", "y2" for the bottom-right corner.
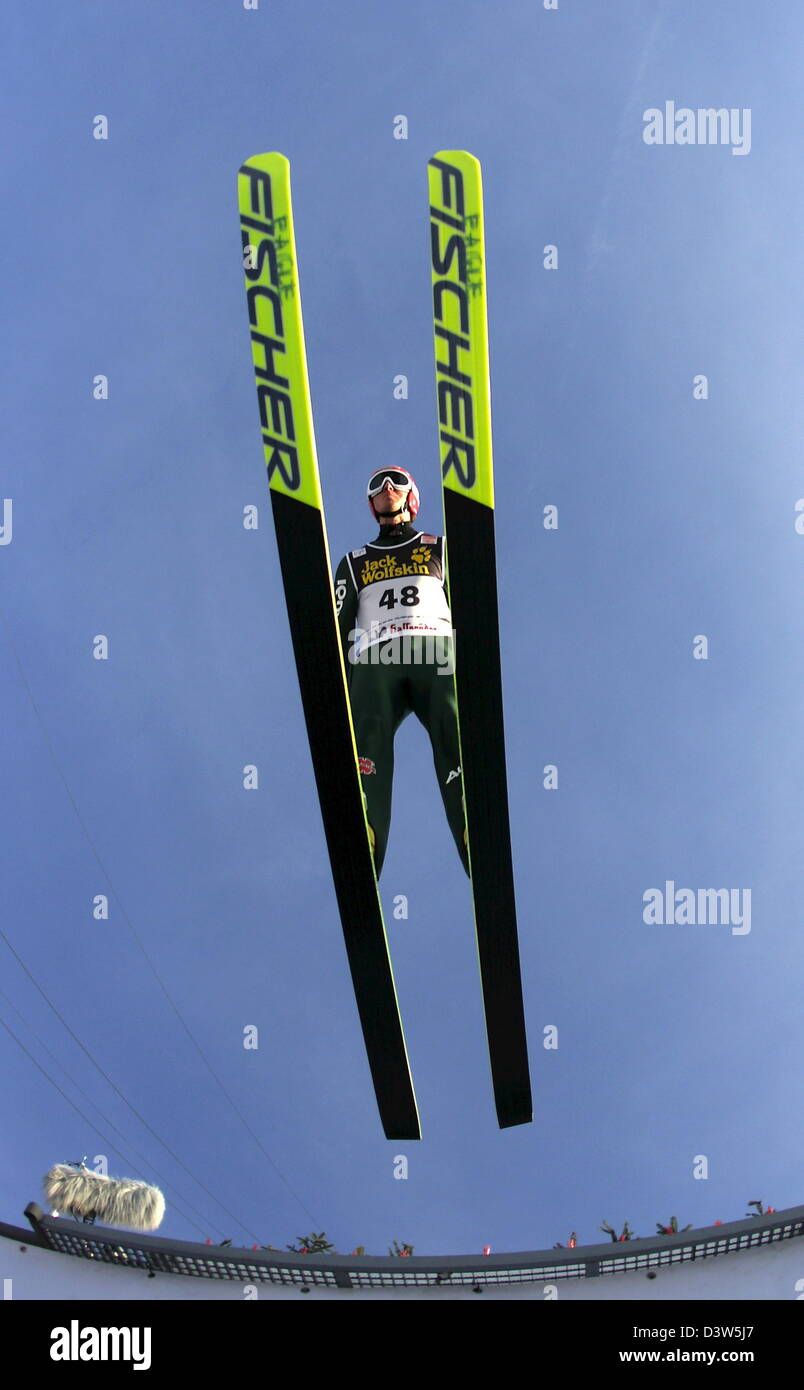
[{"x1": 2, "y1": 0, "x2": 803, "y2": 1256}]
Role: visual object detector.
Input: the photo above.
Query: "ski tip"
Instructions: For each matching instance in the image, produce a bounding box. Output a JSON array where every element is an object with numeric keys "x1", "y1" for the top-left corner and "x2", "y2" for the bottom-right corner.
[
  {"x1": 238, "y1": 151, "x2": 290, "y2": 174},
  {"x1": 429, "y1": 148, "x2": 480, "y2": 167}
]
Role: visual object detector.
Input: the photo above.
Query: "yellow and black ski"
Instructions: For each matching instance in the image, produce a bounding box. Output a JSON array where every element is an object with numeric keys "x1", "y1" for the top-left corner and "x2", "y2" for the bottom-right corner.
[
  {"x1": 428, "y1": 150, "x2": 532, "y2": 1128},
  {"x1": 238, "y1": 153, "x2": 420, "y2": 1140}
]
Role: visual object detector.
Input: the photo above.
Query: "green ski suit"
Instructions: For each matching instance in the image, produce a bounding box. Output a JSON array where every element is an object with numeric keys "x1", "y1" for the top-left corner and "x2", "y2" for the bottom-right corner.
[{"x1": 333, "y1": 521, "x2": 469, "y2": 878}]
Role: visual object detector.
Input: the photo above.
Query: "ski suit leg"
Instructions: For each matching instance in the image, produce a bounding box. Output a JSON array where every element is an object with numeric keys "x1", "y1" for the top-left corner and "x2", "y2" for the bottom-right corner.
[
  {"x1": 347, "y1": 648, "x2": 410, "y2": 877},
  {"x1": 408, "y1": 637, "x2": 470, "y2": 877}
]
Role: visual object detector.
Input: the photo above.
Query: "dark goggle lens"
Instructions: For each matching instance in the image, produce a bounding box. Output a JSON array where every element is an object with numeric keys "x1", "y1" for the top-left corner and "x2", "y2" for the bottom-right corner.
[{"x1": 368, "y1": 470, "x2": 411, "y2": 495}]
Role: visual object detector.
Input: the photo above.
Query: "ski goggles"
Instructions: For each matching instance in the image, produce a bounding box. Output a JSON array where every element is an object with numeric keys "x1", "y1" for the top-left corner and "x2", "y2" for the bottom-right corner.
[{"x1": 367, "y1": 470, "x2": 412, "y2": 497}]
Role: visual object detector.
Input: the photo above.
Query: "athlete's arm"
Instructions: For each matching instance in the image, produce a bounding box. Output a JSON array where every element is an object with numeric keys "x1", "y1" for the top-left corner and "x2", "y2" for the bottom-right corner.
[{"x1": 440, "y1": 535, "x2": 451, "y2": 609}]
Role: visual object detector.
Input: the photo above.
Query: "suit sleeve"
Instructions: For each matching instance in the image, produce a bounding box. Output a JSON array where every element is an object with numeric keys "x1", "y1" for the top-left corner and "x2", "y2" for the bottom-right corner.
[{"x1": 333, "y1": 554, "x2": 358, "y2": 669}]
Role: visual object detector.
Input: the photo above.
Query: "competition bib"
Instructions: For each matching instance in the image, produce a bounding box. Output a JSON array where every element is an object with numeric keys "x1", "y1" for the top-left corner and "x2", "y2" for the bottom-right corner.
[{"x1": 346, "y1": 535, "x2": 453, "y2": 654}]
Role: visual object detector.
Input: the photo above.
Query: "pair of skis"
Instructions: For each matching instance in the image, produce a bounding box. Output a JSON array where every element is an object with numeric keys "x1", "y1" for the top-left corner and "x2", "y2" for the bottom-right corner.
[{"x1": 237, "y1": 151, "x2": 531, "y2": 1138}]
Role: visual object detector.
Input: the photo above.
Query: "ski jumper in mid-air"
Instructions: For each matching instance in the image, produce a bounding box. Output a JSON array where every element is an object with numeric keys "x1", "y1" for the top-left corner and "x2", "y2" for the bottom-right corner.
[{"x1": 333, "y1": 468, "x2": 470, "y2": 879}]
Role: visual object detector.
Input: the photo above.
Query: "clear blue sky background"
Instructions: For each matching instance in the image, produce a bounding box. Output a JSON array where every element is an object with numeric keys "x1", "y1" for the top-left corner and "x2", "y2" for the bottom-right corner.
[{"x1": 2, "y1": 0, "x2": 802, "y2": 1256}]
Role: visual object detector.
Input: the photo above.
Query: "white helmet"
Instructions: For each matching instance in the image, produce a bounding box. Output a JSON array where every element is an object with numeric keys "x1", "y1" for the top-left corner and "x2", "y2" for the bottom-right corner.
[{"x1": 366, "y1": 467, "x2": 420, "y2": 521}]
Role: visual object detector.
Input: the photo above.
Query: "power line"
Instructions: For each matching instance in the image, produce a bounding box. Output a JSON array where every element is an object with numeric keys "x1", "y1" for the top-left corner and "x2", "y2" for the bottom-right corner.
[
  {"x1": 0, "y1": 602, "x2": 319, "y2": 1229},
  {"x1": 0, "y1": 1009, "x2": 218, "y2": 1238},
  {"x1": 0, "y1": 928, "x2": 262, "y2": 1243},
  {"x1": 0, "y1": 986, "x2": 225, "y2": 1241}
]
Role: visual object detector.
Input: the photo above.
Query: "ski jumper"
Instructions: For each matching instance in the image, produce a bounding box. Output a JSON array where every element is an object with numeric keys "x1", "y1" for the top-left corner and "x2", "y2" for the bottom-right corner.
[{"x1": 334, "y1": 522, "x2": 470, "y2": 878}]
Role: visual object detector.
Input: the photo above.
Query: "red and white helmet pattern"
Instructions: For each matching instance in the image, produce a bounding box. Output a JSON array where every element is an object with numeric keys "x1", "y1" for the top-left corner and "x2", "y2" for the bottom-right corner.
[{"x1": 367, "y1": 467, "x2": 420, "y2": 522}]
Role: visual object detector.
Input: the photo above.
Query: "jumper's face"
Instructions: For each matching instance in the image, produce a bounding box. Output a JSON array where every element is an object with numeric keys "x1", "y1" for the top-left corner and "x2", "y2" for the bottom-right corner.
[{"x1": 373, "y1": 481, "x2": 409, "y2": 516}]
